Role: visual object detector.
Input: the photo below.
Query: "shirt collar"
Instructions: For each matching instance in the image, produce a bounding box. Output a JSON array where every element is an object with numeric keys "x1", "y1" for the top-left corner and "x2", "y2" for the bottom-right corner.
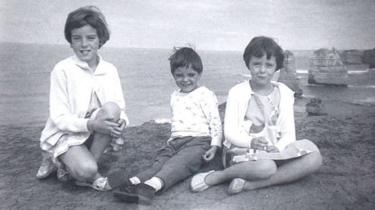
[
  {"x1": 72, "y1": 55, "x2": 106, "y2": 75},
  {"x1": 247, "y1": 80, "x2": 279, "y2": 96}
]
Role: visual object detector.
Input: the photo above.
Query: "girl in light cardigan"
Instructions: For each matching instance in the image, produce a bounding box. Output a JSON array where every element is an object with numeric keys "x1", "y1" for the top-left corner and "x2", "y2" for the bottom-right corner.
[
  {"x1": 36, "y1": 6, "x2": 128, "y2": 191},
  {"x1": 191, "y1": 36, "x2": 322, "y2": 194}
]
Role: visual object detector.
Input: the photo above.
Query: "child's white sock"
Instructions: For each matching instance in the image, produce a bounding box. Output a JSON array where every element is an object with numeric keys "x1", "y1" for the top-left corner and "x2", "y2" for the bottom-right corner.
[
  {"x1": 129, "y1": 176, "x2": 141, "y2": 185},
  {"x1": 144, "y1": 176, "x2": 163, "y2": 192}
]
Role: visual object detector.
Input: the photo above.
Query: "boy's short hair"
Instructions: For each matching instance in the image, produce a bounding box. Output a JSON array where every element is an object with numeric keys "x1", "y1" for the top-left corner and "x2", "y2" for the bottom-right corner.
[
  {"x1": 243, "y1": 36, "x2": 284, "y2": 71},
  {"x1": 64, "y1": 5, "x2": 110, "y2": 48},
  {"x1": 169, "y1": 47, "x2": 203, "y2": 74}
]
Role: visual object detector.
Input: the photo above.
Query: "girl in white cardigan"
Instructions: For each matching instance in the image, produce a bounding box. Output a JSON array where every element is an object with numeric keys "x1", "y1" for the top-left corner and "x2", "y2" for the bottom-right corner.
[
  {"x1": 36, "y1": 6, "x2": 128, "y2": 191},
  {"x1": 191, "y1": 36, "x2": 322, "y2": 194}
]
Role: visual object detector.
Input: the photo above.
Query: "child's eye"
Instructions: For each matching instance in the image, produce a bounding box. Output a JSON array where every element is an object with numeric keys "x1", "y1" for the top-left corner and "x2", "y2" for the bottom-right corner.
[
  {"x1": 71, "y1": 36, "x2": 81, "y2": 41},
  {"x1": 87, "y1": 36, "x2": 97, "y2": 40},
  {"x1": 187, "y1": 73, "x2": 196, "y2": 77},
  {"x1": 174, "y1": 73, "x2": 183, "y2": 78}
]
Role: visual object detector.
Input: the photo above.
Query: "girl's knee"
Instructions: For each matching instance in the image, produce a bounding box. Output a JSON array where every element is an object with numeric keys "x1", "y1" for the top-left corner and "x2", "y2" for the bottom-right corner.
[
  {"x1": 97, "y1": 102, "x2": 121, "y2": 121},
  {"x1": 306, "y1": 151, "x2": 323, "y2": 171},
  {"x1": 248, "y1": 160, "x2": 277, "y2": 178},
  {"x1": 71, "y1": 162, "x2": 98, "y2": 181}
]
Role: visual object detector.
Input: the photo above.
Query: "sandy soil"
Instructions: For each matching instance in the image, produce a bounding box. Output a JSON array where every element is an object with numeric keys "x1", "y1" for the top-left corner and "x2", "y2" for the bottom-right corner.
[{"x1": 1, "y1": 97, "x2": 375, "y2": 210}]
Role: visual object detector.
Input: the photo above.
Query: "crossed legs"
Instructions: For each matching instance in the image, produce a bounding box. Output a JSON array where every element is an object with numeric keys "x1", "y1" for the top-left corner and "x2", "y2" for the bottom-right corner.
[{"x1": 205, "y1": 151, "x2": 322, "y2": 191}]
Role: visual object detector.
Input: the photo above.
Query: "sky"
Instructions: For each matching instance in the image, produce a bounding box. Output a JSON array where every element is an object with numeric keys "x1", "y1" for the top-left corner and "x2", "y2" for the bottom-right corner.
[{"x1": 1, "y1": 0, "x2": 375, "y2": 51}]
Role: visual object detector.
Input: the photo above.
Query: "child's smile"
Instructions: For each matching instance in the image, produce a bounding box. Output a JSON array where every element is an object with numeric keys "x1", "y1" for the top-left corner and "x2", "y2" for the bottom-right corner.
[
  {"x1": 173, "y1": 66, "x2": 201, "y2": 93},
  {"x1": 70, "y1": 25, "x2": 100, "y2": 68}
]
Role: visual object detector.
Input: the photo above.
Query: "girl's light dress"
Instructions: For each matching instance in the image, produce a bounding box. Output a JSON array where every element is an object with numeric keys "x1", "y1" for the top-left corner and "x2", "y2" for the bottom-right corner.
[{"x1": 223, "y1": 81, "x2": 319, "y2": 167}]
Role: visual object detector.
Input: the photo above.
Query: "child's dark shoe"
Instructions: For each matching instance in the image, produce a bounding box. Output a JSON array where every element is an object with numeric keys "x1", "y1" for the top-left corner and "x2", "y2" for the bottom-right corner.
[
  {"x1": 136, "y1": 183, "x2": 156, "y2": 205},
  {"x1": 113, "y1": 183, "x2": 139, "y2": 203},
  {"x1": 113, "y1": 183, "x2": 156, "y2": 205}
]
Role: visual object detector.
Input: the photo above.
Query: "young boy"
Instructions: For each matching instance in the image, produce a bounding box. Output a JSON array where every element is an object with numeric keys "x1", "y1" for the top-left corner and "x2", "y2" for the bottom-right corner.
[{"x1": 111, "y1": 47, "x2": 222, "y2": 204}]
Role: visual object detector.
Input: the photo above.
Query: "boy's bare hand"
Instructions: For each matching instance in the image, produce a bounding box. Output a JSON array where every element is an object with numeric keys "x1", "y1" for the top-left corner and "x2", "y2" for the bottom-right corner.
[{"x1": 203, "y1": 146, "x2": 218, "y2": 162}]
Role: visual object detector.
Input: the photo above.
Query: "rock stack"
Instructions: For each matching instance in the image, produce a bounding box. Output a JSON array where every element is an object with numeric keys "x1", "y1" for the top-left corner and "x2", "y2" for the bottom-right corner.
[
  {"x1": 341, "y1": 50, "x2": 363, "y2": 65},
  {"x1": 278, "y1": 50, "x2": 303, "y2": 97},
  {"x1": 308, "y1": 48, "x2": 348, "y2": 86},
  {"x1": 363, "y1": 49, "x2": 375, "y2": 68}
]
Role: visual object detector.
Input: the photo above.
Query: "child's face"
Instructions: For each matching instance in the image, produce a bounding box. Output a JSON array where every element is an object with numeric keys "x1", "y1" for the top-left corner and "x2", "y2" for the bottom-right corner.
[
  {"x1": 172, "y1": 66, "x2": 201, "y2": 93},
  {"x1": 70, "y1": 24, "x2": 100, "y2": 65},
  {"x1": 248, "y1": 55, "x2": 277, "y2": 87}
]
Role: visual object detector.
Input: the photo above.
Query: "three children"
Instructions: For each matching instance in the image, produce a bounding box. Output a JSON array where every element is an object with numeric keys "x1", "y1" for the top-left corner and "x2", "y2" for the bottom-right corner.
[{"x1": 37, "y1": 5, "x2": 322, "y2": 206}]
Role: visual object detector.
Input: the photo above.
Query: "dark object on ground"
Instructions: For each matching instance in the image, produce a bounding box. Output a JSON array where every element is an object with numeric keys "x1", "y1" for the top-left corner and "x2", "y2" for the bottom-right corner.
[{"x1": 306, "y1": 98, "x2": 327, "y2": 116}]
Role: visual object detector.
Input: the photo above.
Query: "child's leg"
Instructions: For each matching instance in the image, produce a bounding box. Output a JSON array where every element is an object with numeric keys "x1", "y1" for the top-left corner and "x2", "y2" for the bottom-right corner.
[
  {"x1": 89, "y1": 102, "x2": 121, "y2": 161},
  {"x1": 243, "y1": 151, "x2": 322, "y2": 191},
  {"x1": 205, "y1": 159, "x2": 278, "y2": 186},
  {"x1": 109, "y1": 143, "x2": 175, "y2": 188},
  {"x1": 131, "y1": 144, "x2": 175, "y2": 183},
  {"x1": 153, "y1": 137, "x2": 210, "y2": 191},
  {"x1": 60, "y1": 145, "x2": 99, "y2": 182}
]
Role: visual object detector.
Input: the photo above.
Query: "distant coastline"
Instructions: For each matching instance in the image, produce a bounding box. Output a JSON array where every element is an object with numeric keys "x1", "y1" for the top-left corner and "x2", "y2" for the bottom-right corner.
[{"x1": 1, "y1": 42, "x2": 374, "y2": 127}]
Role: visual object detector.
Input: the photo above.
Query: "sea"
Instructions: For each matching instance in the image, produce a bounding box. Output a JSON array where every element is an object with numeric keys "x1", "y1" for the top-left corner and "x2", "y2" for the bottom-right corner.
[{"x1": 0, "y1": 42, "x2": 374, "y2": 127}]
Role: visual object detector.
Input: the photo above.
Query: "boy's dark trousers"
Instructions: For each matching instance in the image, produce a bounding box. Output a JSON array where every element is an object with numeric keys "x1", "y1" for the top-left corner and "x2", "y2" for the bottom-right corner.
[{"x1": 136, "y1": 136, "x2": 211, "y2": 191}]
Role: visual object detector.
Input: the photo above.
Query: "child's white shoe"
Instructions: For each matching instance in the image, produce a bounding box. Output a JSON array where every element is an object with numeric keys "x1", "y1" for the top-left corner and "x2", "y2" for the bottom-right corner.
[
  {"x1": 36, "y1": 154, "x2": 56, "y2": 179},
  {"x1": 75, "y1": 177, "x2": 112, "y2": 191},
  {"x1": 227, "y1": 178, "x2": 246, "y2": 195},
  {"x1": 190, "y1": 170, "x2": 215, "y2": 192}
]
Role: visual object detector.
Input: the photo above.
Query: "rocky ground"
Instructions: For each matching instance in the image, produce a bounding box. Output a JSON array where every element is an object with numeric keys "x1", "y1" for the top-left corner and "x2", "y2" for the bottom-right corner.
[{"x1": 1, "y1": 98, "x2": 375, "y2": 210}]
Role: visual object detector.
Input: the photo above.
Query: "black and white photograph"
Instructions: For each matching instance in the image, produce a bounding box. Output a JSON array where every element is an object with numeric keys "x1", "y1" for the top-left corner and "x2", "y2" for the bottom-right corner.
[{"x1": 1, "y1": 0, "x2": 374, "y2": 209}]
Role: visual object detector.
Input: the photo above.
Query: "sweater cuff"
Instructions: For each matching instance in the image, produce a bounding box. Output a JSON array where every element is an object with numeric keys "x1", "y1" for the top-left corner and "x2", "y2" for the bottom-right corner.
[
  {"x1": 210, "y1": 136, "x2": 222, "y2": 147},
  {"x1": 81, "y1": 118, "x2": 90, "y2": 132}
]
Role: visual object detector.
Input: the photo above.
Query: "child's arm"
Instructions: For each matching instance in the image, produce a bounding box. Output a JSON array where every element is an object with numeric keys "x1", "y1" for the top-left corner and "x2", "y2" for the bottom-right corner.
[
  {"x1": 49, "y1": 68, "x2": 90, "y2": 133},
  {"x1": 200, "y1": 90, "x2": 222, "y2": 148},
  {"x1": 224, "y1": 88, "x2": 255, "y2": 148},
  {"x1": 200, "y1": 89, "x2": 222, "y2": 161},
  {"x1": 275, "y1": 88, "x2": 296, "y2": 151},
  {"x1": 109, "y1": 65, "x2": 129, "y2": 127},
  {"x1": 202, "y1": 145, "x2": 219, "y2": 161}
]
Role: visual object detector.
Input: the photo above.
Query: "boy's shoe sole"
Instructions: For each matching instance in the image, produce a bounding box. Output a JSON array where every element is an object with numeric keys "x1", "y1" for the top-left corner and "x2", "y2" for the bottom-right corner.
[
  {"x1": 113, "y1": 183, "x2": 154, "y2": 205},
  {"x1": 113, "y1": 188, "x2": 139, "y2": 204}
]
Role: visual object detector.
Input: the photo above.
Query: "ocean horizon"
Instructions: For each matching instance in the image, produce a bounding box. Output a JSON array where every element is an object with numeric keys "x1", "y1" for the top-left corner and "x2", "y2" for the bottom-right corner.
[{"x1": 1, "y1": 42, "x2": 373, "y2": 127}]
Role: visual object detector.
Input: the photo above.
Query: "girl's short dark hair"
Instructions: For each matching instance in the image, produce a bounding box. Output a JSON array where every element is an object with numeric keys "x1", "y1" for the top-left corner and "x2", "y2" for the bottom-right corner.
[
  {"x1": 64, "y1": 6, "x2": 110, "y2": 48},
  {"x1": 243, "y1": 36, "x2": 284, "y2": 71},
  {"x1": 169, "y1": 47, "x2": 203, "y2": 74}
]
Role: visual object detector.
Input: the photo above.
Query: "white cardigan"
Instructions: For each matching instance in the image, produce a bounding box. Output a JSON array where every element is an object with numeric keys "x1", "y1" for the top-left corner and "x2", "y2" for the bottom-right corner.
[
  {"x1": 223, "y1": 81, "x2": 296, "y2": 151},
  {"x1": 40, "y1": 56, "x2": 128, "y2": 151}
]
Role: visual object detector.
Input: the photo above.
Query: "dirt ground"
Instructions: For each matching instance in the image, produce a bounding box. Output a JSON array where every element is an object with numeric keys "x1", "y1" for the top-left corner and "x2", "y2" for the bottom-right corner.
[{"x1": 1, "y1": 97, "x2": 375, "y2": 210}]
